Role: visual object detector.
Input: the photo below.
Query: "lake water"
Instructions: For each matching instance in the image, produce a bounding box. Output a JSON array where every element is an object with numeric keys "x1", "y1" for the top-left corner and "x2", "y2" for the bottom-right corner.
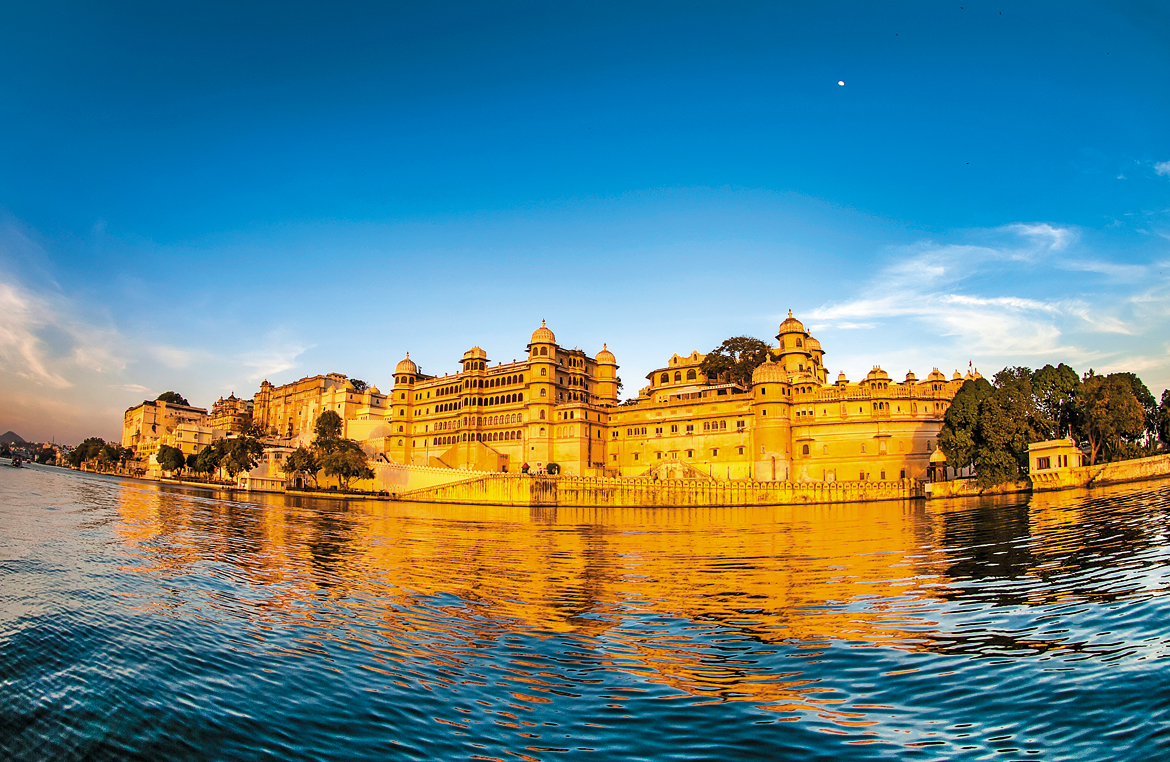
[{"x1": 3, "y1": 465, "x2": 1170, "y2": 760}]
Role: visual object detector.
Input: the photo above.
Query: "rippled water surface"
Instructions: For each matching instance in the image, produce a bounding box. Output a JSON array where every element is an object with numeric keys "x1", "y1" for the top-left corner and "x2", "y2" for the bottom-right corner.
[{"x1": 4, "y1": 466, "x2": 1170, "y2": 760}]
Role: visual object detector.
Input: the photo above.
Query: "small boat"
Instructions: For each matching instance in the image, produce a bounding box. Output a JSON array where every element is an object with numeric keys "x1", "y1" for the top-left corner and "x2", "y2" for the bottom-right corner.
[{"x1": 9, "y1": 455, "x2": 24, "y2": 467}]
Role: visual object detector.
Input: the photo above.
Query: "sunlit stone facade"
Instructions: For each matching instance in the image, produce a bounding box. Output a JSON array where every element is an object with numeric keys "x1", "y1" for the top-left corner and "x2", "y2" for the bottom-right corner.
[
  {"x1": 207, "y1": 393, "x2": 254, "y2": 434},
  {"x1": 376, "y1": 314, "x2": 970, "y2": 480},
  {"x1": 121, "y1": 398, "x2": 209, "y2": 459},
  {"x1": 251, "y1": 373, "x2": 390, "y2": 440}
]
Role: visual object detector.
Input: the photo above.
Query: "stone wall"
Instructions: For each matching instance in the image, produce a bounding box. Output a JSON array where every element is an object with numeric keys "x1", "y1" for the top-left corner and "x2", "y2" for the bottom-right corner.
[
  {"x1": 397, "y1": 474, "x2": 923, "y2": 508},
  {"x1": 1031, "y1": 452, "x2": 1170, "y2": 492}
]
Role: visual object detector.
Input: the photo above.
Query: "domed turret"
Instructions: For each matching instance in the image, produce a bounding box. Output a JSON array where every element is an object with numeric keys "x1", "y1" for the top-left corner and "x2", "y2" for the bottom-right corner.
[
  {"x1": 953, "y1": 370, "x2": 963, "y2": 380},
  {"x1": 530, "y1": 319, "x2": 556, "y2": 345},
  {"x1": 836, "y1": 371, "x2": 849, "y2": 385},
  {"x1": 752, "y1": 361, "x2": 788, "y2": 384},
  {"x1": 595, "y1": 343, "x2": 616, "y2": 364},
  {"x1": 395, "y1": 353, "x2": 418, "y2": 375},
  {"x1": 904, "y1": 370, "x2": 917, "y2": 383},
  {"x1": 778, "y1": 309, "x2": 805, "y2": 336},
  {"x1": 462, "y1": 346, "x2": 488, "y2": 361},
  {"x1": 865, "y1": 366, "x2": 891, "y2": 383}
]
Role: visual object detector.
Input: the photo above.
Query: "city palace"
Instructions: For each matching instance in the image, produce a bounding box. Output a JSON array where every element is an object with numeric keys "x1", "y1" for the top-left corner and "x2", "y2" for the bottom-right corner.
[{"x1": 123, "y1": 313, "x2": 973, "y2": 484}]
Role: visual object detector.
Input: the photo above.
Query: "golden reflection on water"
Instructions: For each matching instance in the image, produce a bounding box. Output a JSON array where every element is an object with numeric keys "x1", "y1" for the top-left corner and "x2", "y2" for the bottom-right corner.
[{"x1": 111, "y1": 480, "x2": 1153, "y2": 716}]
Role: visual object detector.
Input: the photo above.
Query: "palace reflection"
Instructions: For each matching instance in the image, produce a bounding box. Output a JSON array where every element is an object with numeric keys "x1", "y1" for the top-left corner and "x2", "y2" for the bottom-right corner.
[{"x1": 112, "y1": 479, "x2": 1170, "y2": 710}]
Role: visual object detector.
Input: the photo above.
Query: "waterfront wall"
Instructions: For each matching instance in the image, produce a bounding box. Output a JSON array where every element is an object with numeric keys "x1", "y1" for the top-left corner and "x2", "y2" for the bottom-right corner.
[
  {"x1": 924, "y1": 478, "x2": 1031, "y2": 500},
  {"x1": 397, "y1": 474, "x2": 923, "y2": 508},
  {"x1": 1030, "y1": 452, "x2": 1170, "y2": 492}
]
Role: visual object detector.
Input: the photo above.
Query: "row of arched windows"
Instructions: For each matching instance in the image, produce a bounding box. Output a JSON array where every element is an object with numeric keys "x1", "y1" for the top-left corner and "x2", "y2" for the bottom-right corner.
[
  {"x1": 533, "y1": 346, "x2": 549, "y2": 356},
  {"x1": 465, "y1": 374, "x2": 523, "y2": 389},
  {"x1": 660, "y1": 369, "x2": 698, "y2": 384},
  {"x1": 464, "y1": 361, "x2": 486, "y2": 371},
  {"x1": 395, "y1": 375, "x2": 415, "y2": 385}
]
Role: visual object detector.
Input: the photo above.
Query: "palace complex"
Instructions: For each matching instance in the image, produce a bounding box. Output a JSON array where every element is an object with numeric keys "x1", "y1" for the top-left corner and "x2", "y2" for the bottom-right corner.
[{"x1": 124, "y1": 313, "x2": 974, "y2": 483}]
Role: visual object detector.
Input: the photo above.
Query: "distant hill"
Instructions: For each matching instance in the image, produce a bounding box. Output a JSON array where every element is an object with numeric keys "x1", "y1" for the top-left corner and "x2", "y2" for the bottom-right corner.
[{"x1": 1, "y1": 431, "x2": 29, "y2": 446}]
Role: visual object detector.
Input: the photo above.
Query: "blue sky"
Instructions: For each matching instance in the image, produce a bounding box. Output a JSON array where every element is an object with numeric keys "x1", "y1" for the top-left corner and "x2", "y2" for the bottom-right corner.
[{"x1": 2, "y1": 1, "x2": 1168, "y2": 443}]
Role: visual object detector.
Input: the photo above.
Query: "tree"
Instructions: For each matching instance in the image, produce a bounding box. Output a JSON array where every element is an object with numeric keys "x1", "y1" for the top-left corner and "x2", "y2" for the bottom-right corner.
[
  {"x1": 1157, "y1": 390, "x2": 1170, "y2": 449},
  {"x1": 156, "y1": 391, "x2": 190, "y2": 406},
  {"x1": 220, "y1": 436, "x2": 264, "y2": 478},
  {"x1": 938, "y1": 378, "x2": 994, "y2": 471},
  {"x1": 315, "y1": 410, "x2": 343, "y2": 441},
  {"x1": 281, "y1": 446, "x2": 320, "y2": 488},
  {"x1": 192, "y1": 445, "x2": 221, "y2": 478},
  {"x1": 1032, "y1": 363, "x2": 1080, "y2": 438},
  {"x1": 321, "y1": 447, "x2": 373, "y2": 490},
  {"x1": 699, "y1": 336, "x2": 771, "y2": 388},
  {"x1": 1112, "y1": 372, "x2": 1158, "y2": 443},
  {"x1": 349, "y1": 378, "x2": 369, "y2": 392},
  {"x1": 1076, "y1": 373, "x2": 1144, "y2": 465},
  {"x1": 156, "y1": 444, "x2": 186, "y2": 474},
  {"x1": 545, "y1": 462, "x2": 561, "y2": 475},
  {"x1": 35, "y1": 446, "x2": 55, "y2": 464},
  {"x1": 68, "y1": 437, "x2": 106, "y2": 468}
]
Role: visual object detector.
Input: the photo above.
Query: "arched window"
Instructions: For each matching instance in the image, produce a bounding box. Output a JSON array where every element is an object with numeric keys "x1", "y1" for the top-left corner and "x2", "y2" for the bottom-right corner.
[
  {"x1": 660, "y1": 373, "x2": 669, "y2": 384},
  {"x1": 517, "y1": 393, "x2": 523, "y2": 401},
  {"x1": 796, "y1": 338, "x2": 803, "y2": 347},
  {"x1": 540, "y1": 367, "x2": 547, "y2": 376},
  {"x1": 540, "y1": 389, "x2": 546, "y2": 397},
  {"x1": 539, "y1": 347, "x2": 547, "y2": 356},
  {"x1": 802, "y1": 444, "x2": 809, "y2": 455},
  {"x1": 686, "y1": 369, "x2": 696, "y2": 380},
  {"x1": 539, "y1": 410, "x2": 546, "y2": 419},
  {"x1": 674, "y1": 371, "x2": 682, "y2": 382}
]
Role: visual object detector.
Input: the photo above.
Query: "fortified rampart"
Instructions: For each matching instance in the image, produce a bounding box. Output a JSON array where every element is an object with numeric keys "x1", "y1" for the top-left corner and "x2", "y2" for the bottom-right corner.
[{"x1": 397, "y1": 474, "x2": 923, "y2": 508}]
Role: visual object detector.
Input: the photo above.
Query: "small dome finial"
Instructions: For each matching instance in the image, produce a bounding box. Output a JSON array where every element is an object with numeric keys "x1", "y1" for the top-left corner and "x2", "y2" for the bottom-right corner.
[
  {"x1": 788, "y1": 309, "x2": 793, "y2": 318},
  {"x1": 541, "y1": 319, "x2": 546, "y2": 327}
]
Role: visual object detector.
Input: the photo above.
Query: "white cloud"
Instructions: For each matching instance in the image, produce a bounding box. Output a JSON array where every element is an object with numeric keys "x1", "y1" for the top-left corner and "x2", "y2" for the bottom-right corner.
[
  {"x1": 0, "y1": 281, "x2": 77, "y2": 388},
  {"x1": 1000, "y1": 222, "x2": 1077, "y2": 252},
  {"x1": 1155, "y1": 160, "x2": 1170, "y2": 177},
  {"x1": 808, "y1": 223, "x2": 1170, "y2": 385}
]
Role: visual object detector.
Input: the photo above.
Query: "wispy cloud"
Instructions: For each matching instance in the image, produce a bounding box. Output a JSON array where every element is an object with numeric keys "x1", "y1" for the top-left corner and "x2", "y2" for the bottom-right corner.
[
  {"x1": 1155, "y1": 160, "x2": 1170, "y2": 177},
  {"x1": 810, "y1": 223, "x2": 1169, "y2": 383}
]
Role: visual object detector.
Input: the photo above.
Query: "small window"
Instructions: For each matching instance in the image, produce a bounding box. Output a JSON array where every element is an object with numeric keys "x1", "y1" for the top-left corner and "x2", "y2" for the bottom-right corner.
[
  {"x1": 656, "y1": 452, "x2": 662, "y2": 460},
  {"x1": 712, "y1": 449, "x2": 718, "y2": 456},
  {"x1": 660, "y1": 372, "x2": 669, "y2": 384},
  {"x1": 634, "y1": 453, "x2": 639, "y2": 461},
  {"x1": 737, "y1": 446, "x2": 744, "y2": 455},
  {"x1": 802, "y1": 444, "x2": 809, "y2": 455},
  {"x1": 674, "y1": 371, "x2": 682, "y2": 382},
  {"x1": 686, "y1": 369, "x2": 696, "y2": 381}
]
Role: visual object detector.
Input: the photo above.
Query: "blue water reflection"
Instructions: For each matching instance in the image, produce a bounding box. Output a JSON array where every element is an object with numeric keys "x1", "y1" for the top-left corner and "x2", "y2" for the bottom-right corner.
[{"x1": 2, "y1": 466, "x2": 1169, "y2": 760}]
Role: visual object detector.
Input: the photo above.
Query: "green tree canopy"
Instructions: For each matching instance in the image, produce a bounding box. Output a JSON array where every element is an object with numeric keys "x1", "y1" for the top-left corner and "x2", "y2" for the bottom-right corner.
[
  {"x1": 699, "y1": 336, "x2": 771, "y2": 388},
  {"x1": 1111, "y1": 372, "x2": 1157, "y2": 441},
  {"x1": 68, "y1": 437, "x2": 106, "y2": 467},
  {"x1": 1076, "y1": 373, "x2": 1145, "y2": 465},
  {"x1": 192, "y1": 444, "x2": 221, "y2": 476},
  {"x1": 349, "y1": 378, "x2": 369, "y2": 392},
  {"x1": 281, "y1": 446, "x2": 321, "y2": 488},
  {"x1": 156, "y1": 391, "x2": 190, "y2": 406},
  {"x1": 1157, "y1": 390, "x2": 1170, "y2": 448},
  {"x1": 321, "y1": 447, "x2": 373, "y2": 490},
  {"x1": 938, "y1": 378, "x2": 994, "y2": 472},
  {"x1": 1032, "y1": 363, "x2": 1080, "y2": 438},
  {"x1": 220, "y1": 436, "x2": 264, "y2": 478},
  {"x1": 314, "y1": 410, "x2": 343, "y2": 441},
  {"x1": 156, "y1": 444, "x2": 186, "y2": 473}
]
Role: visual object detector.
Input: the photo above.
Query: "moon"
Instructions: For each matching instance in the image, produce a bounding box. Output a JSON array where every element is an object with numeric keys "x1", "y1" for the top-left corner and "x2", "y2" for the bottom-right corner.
[{"x1": 838, "y1": 80, "x2": 845, "y2": 86}]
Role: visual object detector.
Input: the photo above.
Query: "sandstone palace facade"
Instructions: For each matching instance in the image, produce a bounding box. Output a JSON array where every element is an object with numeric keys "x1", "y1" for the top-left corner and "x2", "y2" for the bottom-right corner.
[
  {"x1": 370, "y1": 313, "x2": 970, "y2": 481},
  {"x1": 124, "y1": 313, "x2": 974, "y2": 483}
]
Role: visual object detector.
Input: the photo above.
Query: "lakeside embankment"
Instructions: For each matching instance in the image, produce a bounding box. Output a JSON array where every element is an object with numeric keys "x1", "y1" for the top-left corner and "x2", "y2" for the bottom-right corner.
[{"x1": 16, "y1": 450, "x2": 1170, "y2": 507}]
